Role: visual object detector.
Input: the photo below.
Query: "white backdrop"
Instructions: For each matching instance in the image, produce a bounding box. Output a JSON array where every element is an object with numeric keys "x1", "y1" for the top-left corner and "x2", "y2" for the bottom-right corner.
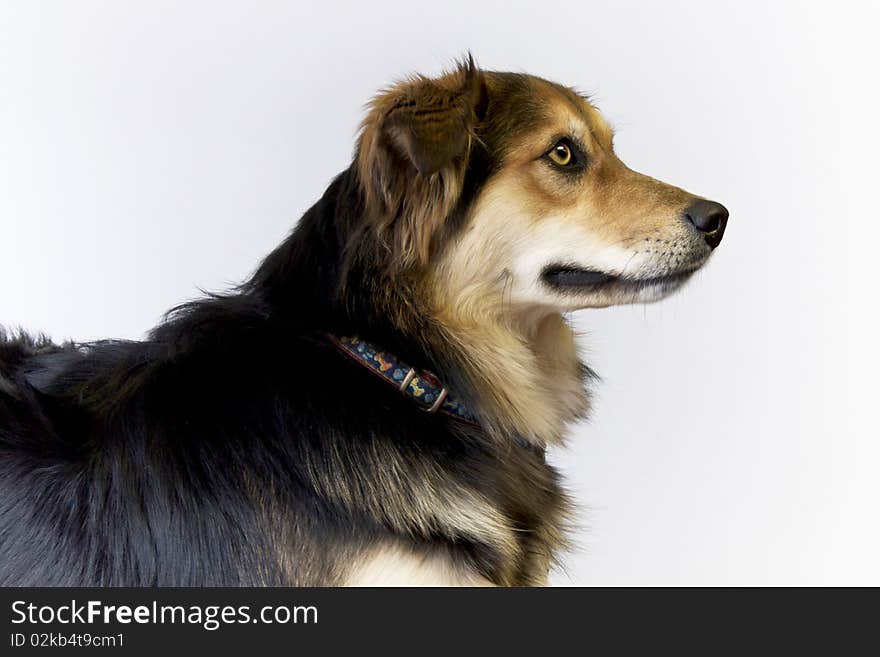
[{"x1": 1, "y1": 0, "x2": 878, "y2": 585}]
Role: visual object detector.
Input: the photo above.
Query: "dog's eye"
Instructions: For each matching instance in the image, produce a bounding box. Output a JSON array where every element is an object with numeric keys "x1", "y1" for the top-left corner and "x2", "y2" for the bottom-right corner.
[
  {"x1": 545, "y1": 139, "x2": 583, "y2": 170},
  {"x1": 548, "y1": 142, "x2": 572, "y2": 166}
]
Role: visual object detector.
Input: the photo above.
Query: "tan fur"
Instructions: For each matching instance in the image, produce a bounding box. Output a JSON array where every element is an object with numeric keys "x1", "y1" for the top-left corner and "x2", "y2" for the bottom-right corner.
[
  {"x1": 299, "y1": 434, "x2": 522, "y2": 564},
  {"x1": 346, "y1": 542, "x2": 496, "y2": 587},
  {"x1": 424, "y1": 289, "x2": 588, "y2": 446}
]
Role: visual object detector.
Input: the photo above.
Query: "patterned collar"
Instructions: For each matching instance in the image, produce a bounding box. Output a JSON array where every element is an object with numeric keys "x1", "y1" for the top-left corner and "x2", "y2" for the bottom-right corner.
[{"x1": 325, "y1": 334, "x2": 480, "y2": 428}]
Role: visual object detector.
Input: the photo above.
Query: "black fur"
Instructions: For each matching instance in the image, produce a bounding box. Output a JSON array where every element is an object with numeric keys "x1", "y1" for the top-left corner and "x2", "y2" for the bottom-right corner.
[{"x1": 0, "y1": 162, "x2": 570, "y2": 585}]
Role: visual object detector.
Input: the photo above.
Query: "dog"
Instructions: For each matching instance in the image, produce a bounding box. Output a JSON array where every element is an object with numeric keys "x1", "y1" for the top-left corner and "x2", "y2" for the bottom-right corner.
[{"x1": 0, "y1": 58, "x2": 727, "y2": 586}]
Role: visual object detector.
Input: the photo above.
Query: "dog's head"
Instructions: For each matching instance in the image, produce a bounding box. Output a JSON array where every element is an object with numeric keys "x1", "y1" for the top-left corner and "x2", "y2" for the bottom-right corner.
[{"x1": 356, "y1": 57, "x2": 728, "y2": 320}]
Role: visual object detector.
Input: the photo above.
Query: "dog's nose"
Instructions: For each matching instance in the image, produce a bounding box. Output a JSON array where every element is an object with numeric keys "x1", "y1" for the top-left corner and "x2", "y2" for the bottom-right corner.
[{"x1": 683, "y1": 199, "x2": 729, "y2": 249}]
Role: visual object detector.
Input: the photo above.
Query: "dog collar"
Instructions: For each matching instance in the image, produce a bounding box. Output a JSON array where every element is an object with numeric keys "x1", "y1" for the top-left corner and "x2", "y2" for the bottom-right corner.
[{"x1": 325, "y1": 334, "x2": 480, "y2": 427}]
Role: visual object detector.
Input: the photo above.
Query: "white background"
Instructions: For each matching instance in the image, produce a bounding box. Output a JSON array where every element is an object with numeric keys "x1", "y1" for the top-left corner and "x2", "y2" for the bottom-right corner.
[{"x1": 1, "y1": 1, "x2": 878, "y2": 585}]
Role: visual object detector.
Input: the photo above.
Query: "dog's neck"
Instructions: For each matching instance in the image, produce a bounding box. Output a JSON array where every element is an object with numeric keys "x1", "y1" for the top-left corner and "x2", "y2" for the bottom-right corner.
[
  {"x1": 247, "y1": 169, "x2": 590, "y2": 446},
  {"x1": 423, "y1": 289, "x2": 591, "y2": 446}
]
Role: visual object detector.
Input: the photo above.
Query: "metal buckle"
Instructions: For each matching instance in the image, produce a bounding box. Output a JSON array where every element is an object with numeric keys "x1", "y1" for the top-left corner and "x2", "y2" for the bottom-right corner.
[
  {"x1": 400, "y1": 367, "x2": 446, "y2": 413},
  {"x1": 425, "y1": 387, "x2": 448, "y2": 413},
  {"x1": 398, "y1": 368, "x2": 416, "y2": 392}
]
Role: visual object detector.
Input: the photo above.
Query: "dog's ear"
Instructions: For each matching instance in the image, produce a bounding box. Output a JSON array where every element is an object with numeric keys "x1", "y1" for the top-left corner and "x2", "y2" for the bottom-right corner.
[
  {"x1": 357, "y1": 56, "x2": 487, "y2": 268},
  {"x1": 381, "y1": 58, "x2": 486, "y2": 176}
]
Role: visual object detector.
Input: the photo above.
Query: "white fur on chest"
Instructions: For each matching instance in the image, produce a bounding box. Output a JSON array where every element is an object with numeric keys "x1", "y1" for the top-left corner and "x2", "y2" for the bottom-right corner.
[{"x1": 345, "y1": 542, "x2": 495, "y2": 587}]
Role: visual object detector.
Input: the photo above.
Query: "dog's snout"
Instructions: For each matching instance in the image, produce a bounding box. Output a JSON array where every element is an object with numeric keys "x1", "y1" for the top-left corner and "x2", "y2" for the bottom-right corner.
[{"x1": 683, "y1": 199, "x2": 728, "y2": 249}]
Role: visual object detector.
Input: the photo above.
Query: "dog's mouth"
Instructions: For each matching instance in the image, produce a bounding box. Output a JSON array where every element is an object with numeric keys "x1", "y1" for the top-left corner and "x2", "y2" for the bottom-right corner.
[{"x1": 541, "y1": 265, "x2": 698, "y2": 293}]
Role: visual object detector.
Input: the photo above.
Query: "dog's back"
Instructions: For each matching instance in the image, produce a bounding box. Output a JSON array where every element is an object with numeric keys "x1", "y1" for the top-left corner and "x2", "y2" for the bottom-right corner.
[
  {"x1": 0, "y1": 333, "x2": 89, "y2": 584},
  {"x1": 0, "y1": 309, "x2": 315, "y2": 585},
  {"x1": 0, "y1": 322, "x2": 296, "y2": 586}
]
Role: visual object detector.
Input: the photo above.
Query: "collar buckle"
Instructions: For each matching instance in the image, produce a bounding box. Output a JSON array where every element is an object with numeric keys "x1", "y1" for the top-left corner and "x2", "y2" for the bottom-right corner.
[
  {"x1": 326, "y1": 333, "x2": 480, "y2": 428},
  {"x1": 424, "y1": 387, "x2": 448, "y2": 413}
]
